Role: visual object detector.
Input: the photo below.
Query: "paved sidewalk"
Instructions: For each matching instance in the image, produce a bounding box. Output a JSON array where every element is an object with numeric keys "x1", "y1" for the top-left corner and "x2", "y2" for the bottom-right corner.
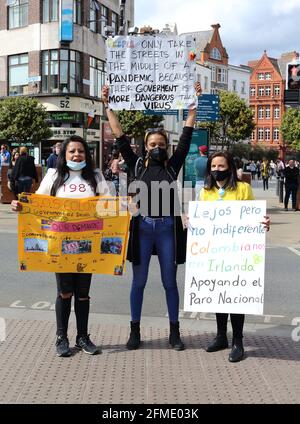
[
  {"x1": 0, "y1": 182, "x2": 299, "y2": 404},
  {"x1": 0, "y1": 309, "x2": 299, "y2": 404}
]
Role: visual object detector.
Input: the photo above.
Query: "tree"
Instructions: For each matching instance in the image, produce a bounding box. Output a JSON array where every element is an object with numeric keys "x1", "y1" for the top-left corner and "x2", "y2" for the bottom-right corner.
[
  {"x1": 0, "y1": 97, "x2": 52, "y2": 144},
  {"x1": 198, "y1": 91, "x2": 255, "y2": 150},
  {"x1": 116, "y1": 110, "x2": 163, "y2": 139},
  {"x1": 281, "y1": 108, "x2": 300, "y2": 151}
]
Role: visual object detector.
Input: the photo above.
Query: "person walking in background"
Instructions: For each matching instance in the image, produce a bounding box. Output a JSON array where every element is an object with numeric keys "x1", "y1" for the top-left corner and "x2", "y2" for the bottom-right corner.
[
  {"x1": 12, "y1": 147, "x2": 38, "y2": 194},
  {"x1": 256, "y1": 160, "x2": 261, "y2": 180},
  {"x1": 0, "y1": 144, "x2": 11, "y2": 180},
  {"x1": 199, "y1": 151, "x2": 270, "y2": 362},
  {"x1": 261, "y1": 158, "x2": 270, "y2": 191},
  {"x1": 194, "y1": 145, "x2": 208, "y2": 200},
  {"x1": 7, "y1": 149, "x2": 20, "y2": 196},
  {"x1": 101, "y1": 82, "x2": 202, "y2": 352},
  {"x1": 109, "y1": 149, "x2": 122, "y2": 195},
  {"x1": 46, "y1": 142, "x2": 62, "y2": 169},
  {"x1": 11, "y1": 136, "x2": 107, "y2": 357},
  {"x1": 283, "y1": 159, "x2": 299, "y2": 211},
  {"x1": 249, "y1": 160, "x2": 256, "y2": 180}
]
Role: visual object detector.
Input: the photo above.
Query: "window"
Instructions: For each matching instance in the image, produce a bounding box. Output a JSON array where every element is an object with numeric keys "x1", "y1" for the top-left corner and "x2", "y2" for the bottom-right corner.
[
  {"x1": 251, "y1": 107, "x2": 255, "y2": 119},
  {"x1": 42, "y1": 0, "x2": 58, "y2": 22},
  {"x1": 250, "y1": 86, "x2": 255, "y2": 96},
  {"x1": 258, "y1": 106, "x2": 264, "y2": 119},
  {"x1": 9, "y1": 53, "x2": 28, "y2": 96},
  {"x1": 265, "y1": 106, "x2": 270, "y2": 119},
  {"x1": 241, "y1": 81, "x2": 246, "y2": 94},
  {"x1": 217, "y1": 68, "x2": 227, "y2": 83},
  {"x1": 258, "y1": 86, "x2": 264, "y2": 96},
  {"x1": 232, "y1": 80, "x2": 237, "y2": 92},
  {"x1": 251, "y1": 130, "x2": 256, "y2": 140},
  {"x1": 258, "y1": 73, "x2": 264, "y2": 80},
  {"x1": 111, "y1": 11, "x2": 119, "y2": 35},
  {"x1": 258, "y1": 128, "x2": 264, "y2": 141},
  {"x1": 274, "y1": 106, "x2": 280, "y2": 119},
  {"x1": 265, "y1": 73, "x2": 271, "y2": 80},
  {"x1": 42, "y1": 50, "x2": 58, "y2": 93},
  {"x1": 42, "y1": 49, "x2": 81, "y2": 94},
  {"x1": 204, "y1": 76, "x2": 208, "y2": 91},
  {"x1": 100, "y1": 5, "x2": 109, "y2": 36},
  {"x1": 9, "y1": 0, "x2": 28, "y2": 29},
  {"x1": 210, "y1": 48, "x2": 221, "y2": 60},
  {"x1": 274, "y1": 85, "x2": 280, "y2": 96},
  {"x1": 210, "y1": 66, "x2": 216, "y2": 82},
  {"x1": 89, "y1": 0, "x2": 97, "y2": 32},
  {"x1": 265, "y1": 86, "x2": 271, "y2": 96},
  {"x1": 90, "y1": 57, "x2": 106, "y2": 97},
  {"x1": 265, "y1": 128, "x2": 270, "y2": 141},
  {"x1": 73, "y1": 0, "x2": 82, "y2": 25},
  {"x1": 273, "y1": 128, "x2": 280, "y2": 141}
]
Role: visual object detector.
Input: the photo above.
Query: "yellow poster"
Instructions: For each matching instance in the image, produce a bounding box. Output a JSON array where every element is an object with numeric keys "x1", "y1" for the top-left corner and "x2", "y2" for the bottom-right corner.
[{"x1": 18, "y1": 193, "x2": 130, "y2": 275}]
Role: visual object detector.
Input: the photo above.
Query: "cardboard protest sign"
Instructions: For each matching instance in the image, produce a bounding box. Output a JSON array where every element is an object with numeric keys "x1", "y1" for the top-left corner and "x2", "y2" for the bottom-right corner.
[
  {"x1": 18, "y1": 193, "x2": 130, "y2": 275},
  {"x1": 106, "y1": 35, "x2": 197, "y2": 110},
  {"x1": 184, "y1": 201, "x2": 266, "y2": 315}
]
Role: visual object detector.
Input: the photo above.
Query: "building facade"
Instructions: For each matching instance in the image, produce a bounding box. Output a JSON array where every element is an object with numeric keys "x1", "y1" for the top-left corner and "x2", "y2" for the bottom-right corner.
[
  {"x1": 248, "y1": 51, "x2": 299, "y2": 153},
  {"x1": 228, "y1": 64, "x2": 250, "y2": 104},
  {"x1": 0, "y1": 0, "x2": 134, "y2": 167}
]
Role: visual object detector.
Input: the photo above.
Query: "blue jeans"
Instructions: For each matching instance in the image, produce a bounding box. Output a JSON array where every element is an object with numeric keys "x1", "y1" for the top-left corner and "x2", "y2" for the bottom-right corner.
[
  {"x1": 17, "y1": 177, "x2": 32, "y2": 194},
  {"x1": 131, "y1": 216, "x2": 179, "y2": 322}
]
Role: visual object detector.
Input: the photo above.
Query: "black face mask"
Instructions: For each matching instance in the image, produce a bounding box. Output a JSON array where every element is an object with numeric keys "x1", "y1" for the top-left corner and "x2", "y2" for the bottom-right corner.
[
  {"x1": 149, "y1": 147, "x2": 168, "y2": 162},
  {"x1": 211, "y1": 169, "x2": 231, "y2": 181}
]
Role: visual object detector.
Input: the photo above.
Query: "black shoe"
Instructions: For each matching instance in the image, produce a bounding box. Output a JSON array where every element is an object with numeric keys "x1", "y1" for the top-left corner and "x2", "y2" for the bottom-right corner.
[
  {"x1": 75, "y1": 334, "x2": 101, "y2": 355},
  {"x1": 169, "y1": 322, "x2": 185, "y2": 351},
  {"x1": 206, "y1": 335, "x2": 228, "y2": 352},
  {"x1": 229, "y1": 341, "x2": 244, "y2": 362},
  {"x1": 284, "y1": 207, "x2": 288, "y2": 211},
  {"x1": 56, "y1": 335, "x2": 72, "y2": 357},
  {"x1": 126, "y1": 321, "x2": 141, "y2": 350}
]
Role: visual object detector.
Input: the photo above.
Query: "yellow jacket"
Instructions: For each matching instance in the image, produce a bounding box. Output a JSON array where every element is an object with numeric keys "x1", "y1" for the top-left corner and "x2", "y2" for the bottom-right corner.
[{"x1": 199, "y1": 181, "x2": 254, "y2": 201}]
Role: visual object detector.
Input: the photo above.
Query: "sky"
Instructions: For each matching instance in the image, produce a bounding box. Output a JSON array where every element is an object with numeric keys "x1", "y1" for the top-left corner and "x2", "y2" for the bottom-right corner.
[{"x1": 134, "y1": 0, "x2": 300, "y2": 66}]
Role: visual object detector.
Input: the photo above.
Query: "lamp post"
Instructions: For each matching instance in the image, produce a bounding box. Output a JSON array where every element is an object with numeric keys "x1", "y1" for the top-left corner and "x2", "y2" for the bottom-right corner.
[{"x1": 119, "y1": 0, "x2": 126, "y2": 35}]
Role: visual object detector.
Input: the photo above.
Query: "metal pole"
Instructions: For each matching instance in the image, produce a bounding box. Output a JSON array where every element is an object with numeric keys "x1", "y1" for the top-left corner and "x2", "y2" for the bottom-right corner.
[
  {"x1": 119, "y1": 0, "x2": 126, "y2": 35},
  {"x1": 279, "y1": 177, "x2": 284, "y2": 203}
]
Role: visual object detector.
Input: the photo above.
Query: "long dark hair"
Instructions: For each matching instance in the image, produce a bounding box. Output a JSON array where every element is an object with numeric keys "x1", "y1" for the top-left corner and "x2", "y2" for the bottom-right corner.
[
  {"x1": 50, "y1": 136, "x2": 97, "y2": 196},
  {"x1": 204, "y1": 151, "x2": 238, "y2": 190}
]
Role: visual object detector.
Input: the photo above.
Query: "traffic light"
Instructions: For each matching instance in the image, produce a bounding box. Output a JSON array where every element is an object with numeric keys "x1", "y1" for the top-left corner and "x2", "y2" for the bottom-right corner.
[{"x1": 287, "y1": 63, "x2": 300, "y2": 90}]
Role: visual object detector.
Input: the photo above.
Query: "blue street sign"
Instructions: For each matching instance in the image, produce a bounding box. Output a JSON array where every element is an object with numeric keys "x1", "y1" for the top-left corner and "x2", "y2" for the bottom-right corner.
[{"x1": 183, "y1": 94, "x2": 220, "y2": 122}]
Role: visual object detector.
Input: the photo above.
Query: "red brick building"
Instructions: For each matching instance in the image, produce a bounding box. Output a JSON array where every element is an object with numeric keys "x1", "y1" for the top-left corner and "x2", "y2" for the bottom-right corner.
[{"x1": 248, "y1": 50, "x2": 299, "y2": 156}]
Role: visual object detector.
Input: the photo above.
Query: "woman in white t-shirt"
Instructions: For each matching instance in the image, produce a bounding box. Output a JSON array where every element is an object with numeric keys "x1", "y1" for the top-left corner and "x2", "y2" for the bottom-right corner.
[{"x1": 12, "y1": 136, "x2": 107, "y2": 357}]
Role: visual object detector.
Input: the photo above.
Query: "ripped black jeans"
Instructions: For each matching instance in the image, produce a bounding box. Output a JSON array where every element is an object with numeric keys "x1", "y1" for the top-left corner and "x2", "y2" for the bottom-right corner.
[{"x1": 55, "y1": 273, "x2": 92, "y2": 337}]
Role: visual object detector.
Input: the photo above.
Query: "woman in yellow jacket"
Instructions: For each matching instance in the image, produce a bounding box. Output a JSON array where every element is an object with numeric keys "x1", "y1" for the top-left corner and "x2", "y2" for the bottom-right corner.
[{"x1": 199, "y1": 151, "x2": 270, "y2": 362}]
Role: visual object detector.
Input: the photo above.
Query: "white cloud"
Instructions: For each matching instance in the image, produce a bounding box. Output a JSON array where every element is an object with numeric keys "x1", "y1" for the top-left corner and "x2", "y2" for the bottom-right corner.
[{"x1": 134, "y1": 0, "x2": 300, "y2": 65}]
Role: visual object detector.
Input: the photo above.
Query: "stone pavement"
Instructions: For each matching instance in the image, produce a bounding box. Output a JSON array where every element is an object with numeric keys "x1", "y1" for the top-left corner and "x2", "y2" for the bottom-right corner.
[{"x1": 0, "y1": 181, "x2": 299, "y2": 405}]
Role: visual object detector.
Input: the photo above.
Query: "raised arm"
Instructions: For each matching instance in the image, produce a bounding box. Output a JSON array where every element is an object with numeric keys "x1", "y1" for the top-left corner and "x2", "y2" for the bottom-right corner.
[
  {"x1": 185, "y1": 82, "x2": 202, "y2": 127},
  {"x1": 101, "y1": 85, "x2": 123, "y2": 138}
]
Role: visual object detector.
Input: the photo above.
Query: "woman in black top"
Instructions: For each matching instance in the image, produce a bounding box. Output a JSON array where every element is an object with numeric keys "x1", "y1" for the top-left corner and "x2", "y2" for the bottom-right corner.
[
  {"x1": 101, "y1": 83, "x2": 201, "y2": 351},
  {"x1": 12, "y1": 146, "x2": 38, "y2": 194}
]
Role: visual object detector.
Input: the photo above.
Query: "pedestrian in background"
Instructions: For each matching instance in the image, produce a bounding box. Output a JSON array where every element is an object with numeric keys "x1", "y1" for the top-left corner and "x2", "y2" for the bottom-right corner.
[
  {"x1": 194, "y1": 145, "x2": 208, "y2": 200},
  {"x1": 12, "y1": 146, "x2": 38, "y2": 194},
  {"x1": 261, "y1": 158, "x2": 270, "y2": 191},
  {"x1": 11, "y1": 136, "x2": 108, "y2": 357},
  {"x1": 199, "y1": 151, "x2": 270, "y2": 362},
  {"x1": 101, "y1": 82, "x2": 202, "y2": 351},
  {"x1": 283, "y1": 159, "x2": 299, "y2": 211},
  {"x1": 46, "y1": 142, "x2": 62, "y2": 169},
  {"x1": 7, "y1": 149, "x2": 20, "y2": 196}
]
